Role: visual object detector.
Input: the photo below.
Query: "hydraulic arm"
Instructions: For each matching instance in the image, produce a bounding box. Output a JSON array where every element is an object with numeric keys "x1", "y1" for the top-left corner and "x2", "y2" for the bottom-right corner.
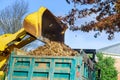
[
  {"x1": 0, "y1": 28, "x2": 26, "y2": 52},
  {"x1": 0, "y1": 6, "x2": 67, "y2": 54},
  {"x1": 0, "y1": 6, "x2": 67, "y2": 71}
]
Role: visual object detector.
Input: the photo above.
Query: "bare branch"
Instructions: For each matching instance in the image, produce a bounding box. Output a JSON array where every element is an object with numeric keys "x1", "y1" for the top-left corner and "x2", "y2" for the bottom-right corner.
[{"x1": 0, "y1": 0, "x2": 28, "y2": 34}]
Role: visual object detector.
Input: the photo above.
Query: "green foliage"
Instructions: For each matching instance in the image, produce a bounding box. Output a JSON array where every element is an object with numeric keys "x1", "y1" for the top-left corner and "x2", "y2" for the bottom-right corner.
[{"x1": 96, "y1": 53, "x2": 118, "y2": 80}]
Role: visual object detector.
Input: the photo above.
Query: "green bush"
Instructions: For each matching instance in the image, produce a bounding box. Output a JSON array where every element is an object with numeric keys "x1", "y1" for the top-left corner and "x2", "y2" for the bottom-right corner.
[{"x1": 96, "y1": 53, "x2": 118, "y2": 80}]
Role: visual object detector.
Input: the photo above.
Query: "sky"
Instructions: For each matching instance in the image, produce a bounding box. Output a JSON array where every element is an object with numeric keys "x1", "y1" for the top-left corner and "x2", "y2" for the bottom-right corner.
[{"x1": 1, "y1": 0, "x2": 120, "y2": 49}]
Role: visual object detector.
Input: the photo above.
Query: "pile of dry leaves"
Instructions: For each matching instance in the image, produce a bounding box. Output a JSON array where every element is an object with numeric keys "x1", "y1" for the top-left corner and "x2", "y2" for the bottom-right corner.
[{"x1": 28, "y1": 41, "x2": 78, "y2": 56}]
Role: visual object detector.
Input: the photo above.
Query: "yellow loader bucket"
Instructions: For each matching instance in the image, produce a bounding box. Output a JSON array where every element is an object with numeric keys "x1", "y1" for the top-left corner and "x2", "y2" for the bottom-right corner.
[{"x1": 23, "y1": 6, "x2": 67, "y2": 42}]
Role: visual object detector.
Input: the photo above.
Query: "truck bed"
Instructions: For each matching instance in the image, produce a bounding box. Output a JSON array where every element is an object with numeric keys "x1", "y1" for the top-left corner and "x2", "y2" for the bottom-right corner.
[{"x1": 7, "y1": 51, "x2": 95, "y2": 80}]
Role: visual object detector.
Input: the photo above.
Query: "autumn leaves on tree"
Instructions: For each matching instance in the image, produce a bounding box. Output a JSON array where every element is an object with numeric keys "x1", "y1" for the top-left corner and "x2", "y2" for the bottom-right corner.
[{"x1": 59, "y1": 0, "x2": 120, "y2": 40}]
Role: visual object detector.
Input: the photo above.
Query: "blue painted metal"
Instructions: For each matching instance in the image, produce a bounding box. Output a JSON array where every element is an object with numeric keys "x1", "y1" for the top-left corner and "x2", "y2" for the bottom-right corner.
[{"x1": 7, "y1": 52, "x2": 96, "y2": 80}]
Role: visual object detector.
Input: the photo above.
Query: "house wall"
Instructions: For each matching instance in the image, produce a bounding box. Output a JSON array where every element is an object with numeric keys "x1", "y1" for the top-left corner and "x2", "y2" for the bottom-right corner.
[{"x1": 103, "y1": 54, "x2": 120, "y2": 80}]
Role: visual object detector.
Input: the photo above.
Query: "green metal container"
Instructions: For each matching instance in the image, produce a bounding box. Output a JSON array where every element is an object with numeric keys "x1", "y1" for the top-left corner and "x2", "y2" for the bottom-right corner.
[{"x1": 7, "y1": 51, "x2": 96, "y2": 80}]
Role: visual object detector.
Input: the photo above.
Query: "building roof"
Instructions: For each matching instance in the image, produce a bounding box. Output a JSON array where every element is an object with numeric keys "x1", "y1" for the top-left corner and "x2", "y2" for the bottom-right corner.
[{"x1": 98, "y1": 43, "x2": 120, "y2": 56}]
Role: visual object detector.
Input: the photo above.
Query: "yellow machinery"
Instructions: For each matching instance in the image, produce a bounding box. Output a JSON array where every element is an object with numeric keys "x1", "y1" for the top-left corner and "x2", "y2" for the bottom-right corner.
[{"x1": 0, "y1": 6, "x2": 67, "y2": 78}]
